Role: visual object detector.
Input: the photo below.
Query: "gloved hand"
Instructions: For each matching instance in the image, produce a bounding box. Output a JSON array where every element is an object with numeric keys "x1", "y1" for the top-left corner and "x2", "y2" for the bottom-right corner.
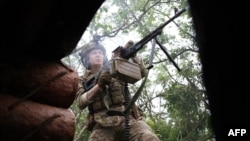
[
  {"x1": 121, "y1": 40, "x2": 136, "y2": 58},
  {"x1": 124, "y1": 40, "x2": 134, "y2": 49},
  {"x1": 97, "y1": 71, "x2": 112, "y2": 88}
]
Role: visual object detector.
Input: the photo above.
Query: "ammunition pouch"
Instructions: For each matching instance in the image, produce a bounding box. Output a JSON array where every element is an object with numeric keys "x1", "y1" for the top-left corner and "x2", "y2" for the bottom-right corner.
[{"x1": 94, "y1": 106, "x2": 125, "y2": 127}]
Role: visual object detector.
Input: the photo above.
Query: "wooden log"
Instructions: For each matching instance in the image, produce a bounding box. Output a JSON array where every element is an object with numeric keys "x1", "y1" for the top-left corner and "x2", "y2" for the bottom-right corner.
[
  {"x1": 0, "y1": 60, "x2": 78, "y2": 108},
  {"x1": 0, "y1": 94, "x2": 76, "y2": 141}
]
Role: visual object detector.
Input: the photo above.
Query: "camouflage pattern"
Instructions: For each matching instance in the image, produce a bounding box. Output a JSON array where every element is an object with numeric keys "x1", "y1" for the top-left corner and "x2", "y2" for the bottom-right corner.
[
  {"x1": 88, "y1": 116, "x2": 160, "y2": 141},
  {"x1": 76, "y1": 50, "x2": 160, "y2": 141},
  {"x1": 80, "y1": 72, "x2": 160, "y2": 141}
]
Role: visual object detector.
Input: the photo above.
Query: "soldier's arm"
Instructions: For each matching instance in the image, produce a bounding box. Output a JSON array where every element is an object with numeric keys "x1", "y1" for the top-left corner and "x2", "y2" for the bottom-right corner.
[
  {"x1": 132, "y1": 55, "x2": 148, "y2": 78},
  {"x1": 76, "y1": 77, "x2": 102, "y2": 110}
]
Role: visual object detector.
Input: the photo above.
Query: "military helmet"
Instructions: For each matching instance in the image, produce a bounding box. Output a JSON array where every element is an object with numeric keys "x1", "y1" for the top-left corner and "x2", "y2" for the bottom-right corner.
[
  {"x1": 79, "y1": 41, "x2": 109, "y2": 70},
  {"x1": 80, "y1": 41, "x2": 106, "y2": 56}
]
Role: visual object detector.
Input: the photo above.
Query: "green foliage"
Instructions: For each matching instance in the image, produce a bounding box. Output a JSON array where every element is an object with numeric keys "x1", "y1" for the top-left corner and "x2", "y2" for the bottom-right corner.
[
  {"x1": 146, "y1": 118, "x2": 172, "y2": 141},
  {"x1": 62, "y1": 0, "x2": 214, "y2": 140},
  {"x1": 70, "y1": 101, "x2": 90, "y2": 141}
]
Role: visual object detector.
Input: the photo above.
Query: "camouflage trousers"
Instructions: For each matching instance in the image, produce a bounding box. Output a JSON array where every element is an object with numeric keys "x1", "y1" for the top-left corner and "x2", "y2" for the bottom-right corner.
[{"x1": 88, "y1": 116, "x2": 160, "y2": 141}]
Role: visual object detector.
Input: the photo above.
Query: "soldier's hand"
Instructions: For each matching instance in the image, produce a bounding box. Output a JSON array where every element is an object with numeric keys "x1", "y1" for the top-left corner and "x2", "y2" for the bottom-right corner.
[
  {"x1": 124, "y1": 40, "x2": 134, "y2": 49},
  {"x1": 123, "y1": 40, "x2": 136, "y2": 58},
  {"x1": 97, "y1": 71, "x2": 112, "y2": 88}
]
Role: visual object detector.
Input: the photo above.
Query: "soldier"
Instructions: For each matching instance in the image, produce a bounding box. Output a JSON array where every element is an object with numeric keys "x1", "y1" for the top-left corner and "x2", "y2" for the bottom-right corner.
[{"x1": 76, "y1": 40, "x2": 160, "y2": 141}]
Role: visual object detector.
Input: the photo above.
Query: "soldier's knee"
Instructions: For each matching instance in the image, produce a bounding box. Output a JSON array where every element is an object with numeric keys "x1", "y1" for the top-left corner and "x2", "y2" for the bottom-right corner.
[{"x1": 138, "y1": 132, "x2": 160, "y2": 141}]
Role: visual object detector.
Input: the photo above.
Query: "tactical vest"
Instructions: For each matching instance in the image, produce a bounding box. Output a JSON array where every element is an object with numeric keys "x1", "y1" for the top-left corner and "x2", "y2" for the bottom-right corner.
[
  {"x1": 83, "y1": 71, "x2": 128, "y2": 128},
  {"x1": 91, "y1": 79, "x2": 126, "y2": 113},
  {"x1": 83, "y1": 71, "x2": 126, "y2": 111}
]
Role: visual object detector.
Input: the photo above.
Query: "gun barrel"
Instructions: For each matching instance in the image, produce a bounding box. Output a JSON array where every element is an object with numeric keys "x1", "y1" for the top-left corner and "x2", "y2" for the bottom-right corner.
[{"x1": 122, "y1": 7, "x2": 187, "y2": 59}]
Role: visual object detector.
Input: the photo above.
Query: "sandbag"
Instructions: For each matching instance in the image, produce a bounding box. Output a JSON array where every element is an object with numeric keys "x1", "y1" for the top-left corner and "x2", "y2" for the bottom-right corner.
[
  {"x1": 0, "y1": 94, "x2": 76, "y2": 141},
  {"x1": 0, "y1": 60, "x2": 78, "y2": 108}
]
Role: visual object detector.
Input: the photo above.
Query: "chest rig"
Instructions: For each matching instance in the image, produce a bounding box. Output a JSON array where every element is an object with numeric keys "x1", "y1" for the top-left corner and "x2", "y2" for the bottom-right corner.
[{"x1": 83, "y1": 72, "x2": 126, "y2": 115}]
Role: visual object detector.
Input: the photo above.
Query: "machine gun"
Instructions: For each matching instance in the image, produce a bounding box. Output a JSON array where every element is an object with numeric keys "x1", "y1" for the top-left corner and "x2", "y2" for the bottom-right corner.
[
  {"x1": 118, "y1": 8, "x2": 187, "y2": 72},
  {"x1": 111, "y1": 8, "x2": 187, "y2": 141},
  {"x1": 109, "y1": 7, "x2": 188, "y2": 84},
  {"x1": 84, "y1": 6, "x2": 187, "y2": 93},
  {"x1": 83, "y1": 7, "x2": 187, "y2": 141},
  {"x1": 121, "y1": 6, "x2": 187, "y2": 60}
]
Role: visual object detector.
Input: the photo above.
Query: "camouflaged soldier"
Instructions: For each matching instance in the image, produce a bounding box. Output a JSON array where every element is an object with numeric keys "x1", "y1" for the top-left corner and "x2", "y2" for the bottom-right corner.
[{"x1": 76, "y1": 40, "x2": 160, "y2": 141}]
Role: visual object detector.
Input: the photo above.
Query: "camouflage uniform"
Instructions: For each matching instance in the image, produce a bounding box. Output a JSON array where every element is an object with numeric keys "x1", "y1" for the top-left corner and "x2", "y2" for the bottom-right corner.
[{"x1": 76, "y1": 42, "x2": 160, "y2": 141}]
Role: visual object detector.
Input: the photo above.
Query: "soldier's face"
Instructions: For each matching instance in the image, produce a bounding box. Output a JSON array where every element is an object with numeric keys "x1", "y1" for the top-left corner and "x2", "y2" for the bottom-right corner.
[{"x1": 89, "y1": 49, "x2": 104, "y2": 68}]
